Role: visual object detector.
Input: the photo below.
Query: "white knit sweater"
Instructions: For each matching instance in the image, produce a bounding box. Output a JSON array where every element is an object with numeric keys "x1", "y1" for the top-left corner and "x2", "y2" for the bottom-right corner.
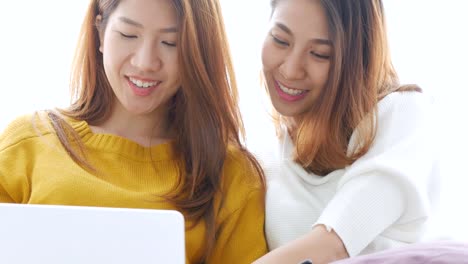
[{"x1": 260, "y1": 92, "x2": 440, "y2": 257}]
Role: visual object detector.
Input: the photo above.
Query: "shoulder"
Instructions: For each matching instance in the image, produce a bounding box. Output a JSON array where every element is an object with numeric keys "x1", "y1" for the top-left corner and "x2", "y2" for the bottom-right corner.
[
  {"x1": 223, "y1": 144, "x2": 264, "y2": 190},
  {"x1": 0, "y1": 111, "x2": 54, "y2": 152},
  {"x1": 377, "y1": 91, "x2": 433, "y2": 121},
  {"x1": 375, "y1": 91, "x2": 434, "y2": 141},
  {"x1": 356, "y1": 91, "x2": 434, "y2": 148},
  {"x1": 350, "y1": 91, "x2": 435, "y2": 155},
  {"x1": 214, "y1": 144, "x2": 265, "y2": 220},
  {"x1": 348, "y1": 90, "x2": 437, "y2": 169},
  {"x1": 347, "y1": 91, "x2": 438, "y2": 186}
]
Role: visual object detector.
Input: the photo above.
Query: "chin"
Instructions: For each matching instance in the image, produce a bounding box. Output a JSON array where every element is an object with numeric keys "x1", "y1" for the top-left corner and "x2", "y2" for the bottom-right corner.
[
  {"x1": 269, "y1": 101, "x2": 296, "y2": 118},
  {"x1": 122, "y1": 105, "x2": 153, "y2": 116},
  {"x1": 267, "y1": 95, "x2": 299, "y2": 117}
]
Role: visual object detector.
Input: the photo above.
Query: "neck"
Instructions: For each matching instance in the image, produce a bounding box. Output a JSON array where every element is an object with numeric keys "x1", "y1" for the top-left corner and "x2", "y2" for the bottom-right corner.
[
  {"x1": 286, "y1": 115, "x2": 304, "y2": 144},
  {"x1": 285, "y1": 116, "x2": 300, "y2": 133},
  {"x1": 91, "y1": 101, "x2": 172, "y2": 147}
]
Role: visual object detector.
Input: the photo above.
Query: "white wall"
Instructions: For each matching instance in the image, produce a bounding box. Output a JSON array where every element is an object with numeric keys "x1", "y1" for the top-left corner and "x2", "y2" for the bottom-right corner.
[
  {"x1": 383, "y1": 0, "x2": 468, "y2": 240},
  {"x1": 0, "y1": 1, "x2": 87, "y2": 125},
  {"x1": 1, "y1": 0, "x2": 467, "y2": 240}
]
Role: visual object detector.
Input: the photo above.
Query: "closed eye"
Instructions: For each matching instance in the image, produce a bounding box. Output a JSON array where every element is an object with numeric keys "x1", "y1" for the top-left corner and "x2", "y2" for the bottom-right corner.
[
  {"x1": 270, "y1": 33, "x2": 289, "y2": 46},
  {"x1": 310, "y1": 51, "x2": 330, "y2": 60},
  {"x1": 162, "y1": 41, "x2": 176, "y2": 47},
  {"x1": 118, "y1": 32, "x2": 137, "y2": 39}
]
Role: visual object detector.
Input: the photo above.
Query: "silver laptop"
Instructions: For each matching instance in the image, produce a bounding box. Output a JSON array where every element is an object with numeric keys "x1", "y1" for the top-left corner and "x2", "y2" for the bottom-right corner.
[{"x1": 0, "y1": 203, "x2": 185, "y2": 264}]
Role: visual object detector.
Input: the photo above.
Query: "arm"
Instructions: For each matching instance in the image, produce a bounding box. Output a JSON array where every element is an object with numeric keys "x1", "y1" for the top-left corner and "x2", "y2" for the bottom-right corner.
[
  {"x1": 207, "y1": 188, "x2": 268, "y2": 264},
  {"x1": 0, "y1": 146, "x2": 28, "y2": 203},
  {"x1": 254, "y1": 224, "x2": 348, "y2": 264},
  {"x1": 255, "y1": 92, "x2": 436, "y2": 263},
  {"x1": 0, "y1": 134, "x2": 16, "y2": 202},
  {"x1": 254, "y1": 173, "x2": 405, "y2": 264},
  {"x1": 0, "y1": 183, "x2": 15, "y2": 202},
  {"x1": 0, "y1": 115, "x2": 34, "y2": 203}
]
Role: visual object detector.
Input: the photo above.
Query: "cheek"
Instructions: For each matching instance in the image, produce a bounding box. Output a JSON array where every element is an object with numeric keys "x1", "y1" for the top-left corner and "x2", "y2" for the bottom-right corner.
[
  {"x1": 318, "y1": 64, "x2": 331, "y2": 85},
  {"x1": 166, "y1": 54, "x2": 180, "y2": 80},
  {"x1": 262, "y1": 43, "x2": 286, "y2": 76},
  {"x1": 160, "y1": 53, "x2": 180, "y2": 88},
  {"x1": 103, "y1": 36, "x2": 131, "y2": 69},
  {"x1": 261, "y1": 41, "x2": 275, "y2": 70},
  {"x1": 308, "y1": 63, "x2": 330, "y2": 86}
]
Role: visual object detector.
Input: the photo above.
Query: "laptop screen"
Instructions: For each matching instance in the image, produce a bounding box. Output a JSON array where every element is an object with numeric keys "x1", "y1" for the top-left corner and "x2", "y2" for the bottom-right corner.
[{"x1": 0, "y1": 203, "x2": 185, "y2": 264}]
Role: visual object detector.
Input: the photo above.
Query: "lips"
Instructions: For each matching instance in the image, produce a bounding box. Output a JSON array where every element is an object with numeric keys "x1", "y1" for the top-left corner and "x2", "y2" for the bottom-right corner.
[
  {"x1": 126, "y1": 76, "x2": 161, "y2": 97},
  {"x1": 128, "y1": 76, "x2": 161, "y2": 89},
  {"x1": 274, "y1": 80, "x2": 309, "y2": 102}
]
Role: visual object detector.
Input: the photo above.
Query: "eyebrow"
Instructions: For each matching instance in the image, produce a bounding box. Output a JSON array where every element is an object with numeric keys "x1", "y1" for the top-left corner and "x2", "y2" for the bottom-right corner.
[
  {"x1": 274, "y1": 22, "x2": 331, "y2": 46},
  {"x1": 118, "y1": 16, "x2": 178, "y2": 33}
]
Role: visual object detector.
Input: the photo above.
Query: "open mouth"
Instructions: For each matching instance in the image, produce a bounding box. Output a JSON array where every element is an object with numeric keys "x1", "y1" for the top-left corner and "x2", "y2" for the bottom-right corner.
[
  {"x1": 128, "y1": 77, "x2": 161, "y2": 89},
  {"x1": 274, "y1": 80, "x2": 309, "y2": 102},
  {"x1": 277, "y1": 81, "x2": 307, "y2": 96}
]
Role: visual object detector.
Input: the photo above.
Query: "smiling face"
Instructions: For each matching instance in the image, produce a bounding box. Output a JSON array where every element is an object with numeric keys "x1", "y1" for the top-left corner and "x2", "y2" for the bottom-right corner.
[
  {"x1": 262, "y1": 0, "x2": 332, "y2": 119},
  {"x1": 99, "y1": 0, "x2": 180, "y2": 119}
]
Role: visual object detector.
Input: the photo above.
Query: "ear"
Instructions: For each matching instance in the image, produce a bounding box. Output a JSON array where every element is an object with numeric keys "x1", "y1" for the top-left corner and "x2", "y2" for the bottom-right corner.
[{"x1": 95, "y1": 15, "x2": 104, "y2": 53}]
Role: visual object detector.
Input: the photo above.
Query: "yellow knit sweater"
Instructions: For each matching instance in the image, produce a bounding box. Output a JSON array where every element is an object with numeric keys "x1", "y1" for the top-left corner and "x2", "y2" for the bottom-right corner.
[{"x1": 0, "y1": 113, "x2": 267, "y2": 264}]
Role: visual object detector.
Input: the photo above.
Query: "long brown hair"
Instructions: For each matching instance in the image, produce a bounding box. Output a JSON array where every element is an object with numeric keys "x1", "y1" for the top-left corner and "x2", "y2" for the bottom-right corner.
[
  {"x1": 47, "y1": 0, "x2": 264, "y2": 258},
  {"x1": 270, "y1": 0, "x2": 421, "y2": 175}
]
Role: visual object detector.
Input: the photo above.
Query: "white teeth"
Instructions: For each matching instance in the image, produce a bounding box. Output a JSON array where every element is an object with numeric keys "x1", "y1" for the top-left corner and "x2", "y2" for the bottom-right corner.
[
  {"x1": 278, "y1": 82, "x2": 306, "y2": 96},
  {"x1": 129, "y1": 77, "x2": 159, "y2": 88}
]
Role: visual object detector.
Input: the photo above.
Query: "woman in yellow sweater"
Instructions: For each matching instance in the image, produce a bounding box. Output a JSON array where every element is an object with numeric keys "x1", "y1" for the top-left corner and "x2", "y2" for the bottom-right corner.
[{"x1": 0, "y1": 0, "x2": 266, "y2": 263}]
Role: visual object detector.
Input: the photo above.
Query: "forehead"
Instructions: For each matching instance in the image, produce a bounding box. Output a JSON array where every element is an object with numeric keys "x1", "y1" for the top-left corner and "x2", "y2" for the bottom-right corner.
[
  {"x1": 271, "y1": 0, "x2": 329, "y2": 39},
  {"x1": 110, "y1": 0, "x2": 178, "y2": 26}
]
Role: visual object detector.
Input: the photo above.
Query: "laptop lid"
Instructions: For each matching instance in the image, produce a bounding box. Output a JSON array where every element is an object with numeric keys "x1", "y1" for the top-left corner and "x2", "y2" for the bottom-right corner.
[{"x1": 0, "y1": 203, "x2": 185, "y2": 264}]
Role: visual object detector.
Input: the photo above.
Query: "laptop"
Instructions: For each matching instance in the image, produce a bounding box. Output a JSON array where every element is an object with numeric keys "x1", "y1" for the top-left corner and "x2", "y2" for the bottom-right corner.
[{"x1": 0, "y1": 203, "x2": 185, "y2": 264}]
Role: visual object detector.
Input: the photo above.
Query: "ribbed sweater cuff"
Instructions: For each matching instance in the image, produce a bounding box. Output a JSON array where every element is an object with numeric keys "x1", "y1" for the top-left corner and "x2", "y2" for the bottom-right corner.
[{"x1": 314, "y1": 173, "x2": 405, "y2": 256}]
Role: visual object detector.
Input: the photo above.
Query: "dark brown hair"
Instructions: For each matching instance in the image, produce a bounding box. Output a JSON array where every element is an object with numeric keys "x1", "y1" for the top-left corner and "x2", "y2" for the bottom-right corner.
[
  {"x1": 270, "y1": 0, "x2": 421, "y2": 175},
  {"x1": 47, "y1": 0, "x2": 265, "y2": 259}
]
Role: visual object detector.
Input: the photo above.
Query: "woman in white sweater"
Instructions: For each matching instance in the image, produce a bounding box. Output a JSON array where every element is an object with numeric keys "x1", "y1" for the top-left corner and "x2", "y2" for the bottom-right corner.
[{"x1": 253, "y1": 0, "x2": 439, "y2": 263}]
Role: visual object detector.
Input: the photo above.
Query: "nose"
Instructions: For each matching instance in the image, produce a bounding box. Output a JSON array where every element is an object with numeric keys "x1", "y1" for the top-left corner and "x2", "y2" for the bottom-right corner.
[
  {"x1": 130, "y1": 41, "x2": 161, "y2": 72},
  {"x1": 279, "y1": 52, "x2": 306, "y2": 80}
]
